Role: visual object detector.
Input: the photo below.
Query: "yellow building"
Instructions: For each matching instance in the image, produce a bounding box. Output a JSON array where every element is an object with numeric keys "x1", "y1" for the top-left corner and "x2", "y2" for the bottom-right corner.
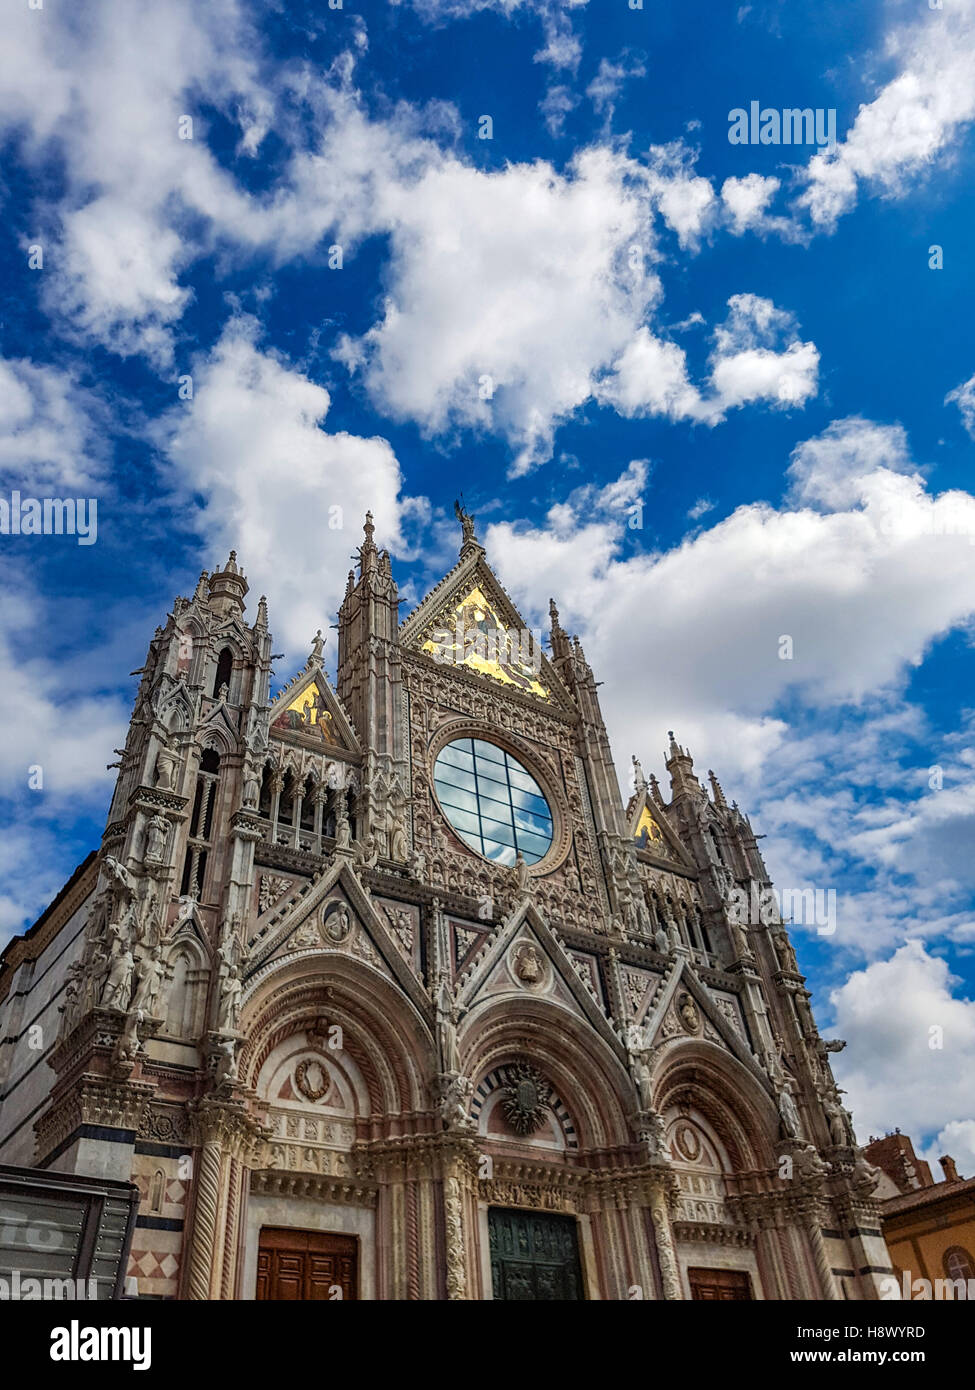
[{"x1": 864, "y1": 1133, "x2": 975, "y2": 1299}]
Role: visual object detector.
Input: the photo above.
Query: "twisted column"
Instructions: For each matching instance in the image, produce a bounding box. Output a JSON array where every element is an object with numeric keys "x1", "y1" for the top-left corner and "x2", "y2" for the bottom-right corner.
[
  {"x1": 806, "y1": 1208, "x2": 840, "y2": 1300},
  {"x1": 187, "y1": 1138, "x2": 222, "y2": 1300}
]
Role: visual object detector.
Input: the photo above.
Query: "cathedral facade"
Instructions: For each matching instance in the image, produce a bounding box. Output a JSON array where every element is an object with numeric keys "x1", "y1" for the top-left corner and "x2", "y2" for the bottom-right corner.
[{"x1": 0, "y1": 510, "x2": 891, "y2": 1300}]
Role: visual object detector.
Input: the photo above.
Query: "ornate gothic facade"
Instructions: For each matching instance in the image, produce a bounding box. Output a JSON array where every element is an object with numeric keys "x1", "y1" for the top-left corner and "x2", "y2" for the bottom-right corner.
[{"x1": 0, "y1": 510, "x2": 891, "y2": 1300}]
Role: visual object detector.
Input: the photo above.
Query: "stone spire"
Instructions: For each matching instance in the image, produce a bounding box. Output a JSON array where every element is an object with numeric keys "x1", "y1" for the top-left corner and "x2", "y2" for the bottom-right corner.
[
  {"x1": 708, "y1": 769, "x2": 728, "y2": 808},
  {"x1": 548, "y1": 597, "x2": 572, "y2": 665},
  {"x1": 665, "y1": 731, "x2": 699, "y2": 800},
  {"x1": 208, "y1": 550, "x2": 248, "y2": 618}
]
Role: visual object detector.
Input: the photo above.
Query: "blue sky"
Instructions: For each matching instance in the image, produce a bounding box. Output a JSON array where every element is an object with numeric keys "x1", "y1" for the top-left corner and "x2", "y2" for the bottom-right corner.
[{"x1": 1, "y1": 0, "x2": 974, "y2": 1169}]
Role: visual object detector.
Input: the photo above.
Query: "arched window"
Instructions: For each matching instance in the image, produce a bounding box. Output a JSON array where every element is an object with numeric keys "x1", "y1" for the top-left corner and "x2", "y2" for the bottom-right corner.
[
  {"x1": 213, "y1": 646, "x2": 233, "y2": 698},
  {"x1": 943, "y1": 1247, "x2": 974, "y2": 1282},
  {"x1": 181, "y1": 748, "x2": 221, "y2": 898},
  {"x1": 300, "y1": 775, "x2": 316, "y2": 831},
  {"x1": 258, "y1": 764, "x2": 272, "y2": 819},
  {"x1": 166, "y1": 946, "x2": 207, "y2": 1040},
  {"x1": 149, "y1": 1170, "x2": 165, "y2": 1213}
]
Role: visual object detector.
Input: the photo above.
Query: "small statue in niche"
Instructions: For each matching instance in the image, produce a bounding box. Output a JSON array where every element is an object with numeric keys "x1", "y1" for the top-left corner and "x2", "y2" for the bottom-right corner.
[
  {"x1": 677, "y1": 992, "x2": 699, "y2": 1034},
  {"x1": 154, "y1": 742, "x2": 179, "y2": 791},
  {"x1": 323, "y1": 905, "x2": 353, "y2": 944},
  {"x1": 217, "y1": 958, "x2": 243, "y2": 1033},
  {"x1": 435, "y1": 975, "x2": 462, "y2": 1075},
  {"x1": 510, "y1": 851, "x2": 531, "y2": 894},
  {"x1": 144, "y1": 814, "x2": 168, "y2": 864},
  {"x1": 389, "y1": 814, "x2": 409, "y2": 863}
]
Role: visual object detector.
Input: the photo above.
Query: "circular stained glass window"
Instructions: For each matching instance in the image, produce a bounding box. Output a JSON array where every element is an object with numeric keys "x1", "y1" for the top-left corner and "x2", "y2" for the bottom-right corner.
[{"x1": 433, "y1": 738, "x2": 554, "y2": 866}]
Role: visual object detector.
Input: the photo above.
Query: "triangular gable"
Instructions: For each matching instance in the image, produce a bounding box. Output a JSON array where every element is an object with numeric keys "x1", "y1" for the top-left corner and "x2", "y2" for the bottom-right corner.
[
  {"x1": 399, "y1": 551, "x2": 574, "y2": 711},
  {"x1": 641, "y1": 958, "x2": 771, "y2": 1090},
  {"x1": 455, "y1": 899, "x2": 624, "y2": 1060},
  {"x1": 628, "y1": 790, "x2": 694, "y2": 870},
  {"x1": 268, "y1": 666, "x2": 360, "y2": 753},
  {"x1": 242, "y1": 859, "x2": 430, "y2": 1020}
]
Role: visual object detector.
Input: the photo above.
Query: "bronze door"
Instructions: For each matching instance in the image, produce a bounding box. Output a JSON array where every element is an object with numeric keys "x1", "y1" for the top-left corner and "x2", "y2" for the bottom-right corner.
[
  {"x1": 488, "y1": 1207, "x2": 584, "y2": 1300},
  {"x1": 688, "y1": 1267, "x2": 752, "y2": 1300},
  {"x1": 256, "y1": 1227, "x2": 357, "y2": 1301}
]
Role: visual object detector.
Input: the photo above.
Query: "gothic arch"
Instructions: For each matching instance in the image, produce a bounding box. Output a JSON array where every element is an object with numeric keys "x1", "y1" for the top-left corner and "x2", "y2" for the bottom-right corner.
[
  {"x1": 651, "y1": 1037, "x2": 779, "y2": 1172},
  {"x1": 163, "y1": 937, "x2": 209, "y2": 1041},
  {"x1": 239, "y1": 954, "x2": 434, "y2": 1121},
  {"x1": 459, "y1": 996, "x2": 632, "y2": 1153}
]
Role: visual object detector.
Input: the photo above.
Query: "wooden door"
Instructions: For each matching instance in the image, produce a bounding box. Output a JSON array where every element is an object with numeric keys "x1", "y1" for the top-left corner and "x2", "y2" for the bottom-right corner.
[
  {"x1": 256, "y1": 1227, "x2": 357, "y2": 1301},
  {"x1": 688, "y1": 1267, "x2": 752, "y2": 1300}
]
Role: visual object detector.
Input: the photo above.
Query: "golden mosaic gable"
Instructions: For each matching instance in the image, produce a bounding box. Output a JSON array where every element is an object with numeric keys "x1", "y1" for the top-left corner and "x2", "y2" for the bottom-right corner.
[{"x1": 419, "y1": 584, "x2": 550, "y2": 701}]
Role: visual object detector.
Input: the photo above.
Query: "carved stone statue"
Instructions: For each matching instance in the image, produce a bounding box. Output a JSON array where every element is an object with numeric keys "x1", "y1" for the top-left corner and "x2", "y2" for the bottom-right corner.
[
  {"x1": 102, "y1": 947, "x2": 135, "y2": 1011},
  {"x1": 389, "y1": 814, "x2": 409, "y2": 863},
  {"x1": 61, "y1": 960, "x2": 86, "y2": 1031},
  {"x1": 115, "y1": 1007, "x2": 144, "y2": 1067},
  {"x1": 824, "y1": 1093, "x2": 854, "y2": 1147},
  {"x1": 102, "y1": 856, "x2": 134, "y2": 896},
  {"x1": 213, "y1": 1036, "x2": 238, "y2": 1087},
  {"x1": 777, "y1": 1080, "x2": 803, "y2": 1141},
  {"x1": 154, "y1": 742, "x2": 179, "y2": 791},
  {"x1": 131, "y1": 947, "x2": 163, "y2": 1015},
  {"x1": 217, "y1": 960, "x2": 242, "y2": 1034},
  {"x1": 454, "y1": 497, "x2": 476, "y2": 544},
  {"x1": 334, "y1": 801, "x2": 352, "y2": 849},
  {"x1": 243, "y1": 769, "x2": 261, "y2": 808},
  {"x1": 438, "y1": 1073, "x2": 473, "y2": 1131},
  {"x1": 144, "y1": 814, "x2": 167, "y2": 864},
  {"x1": 678, "y1": 992, "x2": 699, "y2": 1034},
  {"x1": 514, "y1": 944, "x2": 543, "y2": 984},
  {"x1": 793, "y1": 1143, "x2": 830, "y2": 1183},
  {"x1": 436, "y1": 976, "x2": 462, "y2": 1074},
  {"x1": 510, "y1": 851, "x2": 530, "y2": 894}
]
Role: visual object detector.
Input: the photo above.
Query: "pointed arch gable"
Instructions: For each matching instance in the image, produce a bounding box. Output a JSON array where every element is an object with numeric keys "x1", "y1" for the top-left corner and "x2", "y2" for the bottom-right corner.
[
  {"x1": 238, "y1": 952, "x2": 434, "y2": 1119},
  {"x1": 651, "y1": 1037, "x2": 780, "y2": 1172},
  {"x1": 458, "y1": 994, "x2": 634, "y2": 1152}
]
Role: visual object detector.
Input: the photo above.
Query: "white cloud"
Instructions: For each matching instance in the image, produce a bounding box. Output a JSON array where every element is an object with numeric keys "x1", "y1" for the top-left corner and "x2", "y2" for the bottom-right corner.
[
  {"x1": 829, "y1": 942, "x2": 975, "y2": 1150},
  {"x1": 160, "y1": 316, "x2": 423, "y2": 655},
  {"x1": 334, "y1": 145, "x2": 662, "y2": 475},
  {"x1": 796, "y1": 0, "x2": 975, "y2": 229},
  {"x1": 0, "y1": 0, "x2": 273, "y2": 364},
  {"x1": 540, "y1": 85, "x2": 579, "y2": 137},
  {"x1": 921, "y1": 1120, "x2": 975, "y2": 1180},
  {"x1": 644, "y1": 142, "x2": 718, "y2": 249},
  {"x1": 483, "y1": 419, "x2": 975, "y2": 977},
  {"x1": 0, "y1": 357, "x2": 107, "y2": 491},
  {"x1": 586, "y1": 54, "x2": 646, "y2": 122},
  {"x1": 945, "y1": 372, "x2": 975, "y2": 438},
  {"x1": 720, "y1": 173, "x2": 782, "y2": 235},
  {"x1": 600, "y1": 292, "x2": 819, "y2": 424}
]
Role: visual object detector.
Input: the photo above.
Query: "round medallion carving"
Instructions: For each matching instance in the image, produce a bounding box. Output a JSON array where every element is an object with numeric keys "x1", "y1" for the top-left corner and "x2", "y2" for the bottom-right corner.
[
  {"x1": 294, "y1": 1056, "x2": 331, "y2": 1102},
  {"x1": 675, "y1": 1122, "x2": 702, "y2": 1162},
  {"x1": 677, "y1": 991, "x2": 700, "y2": 1035},
  {"x1": 320, "y1": 901, "x2": 353, "y2": 944},
  {"x1": 511, "y1": 941, "x2": 547, "y2": 990}
]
